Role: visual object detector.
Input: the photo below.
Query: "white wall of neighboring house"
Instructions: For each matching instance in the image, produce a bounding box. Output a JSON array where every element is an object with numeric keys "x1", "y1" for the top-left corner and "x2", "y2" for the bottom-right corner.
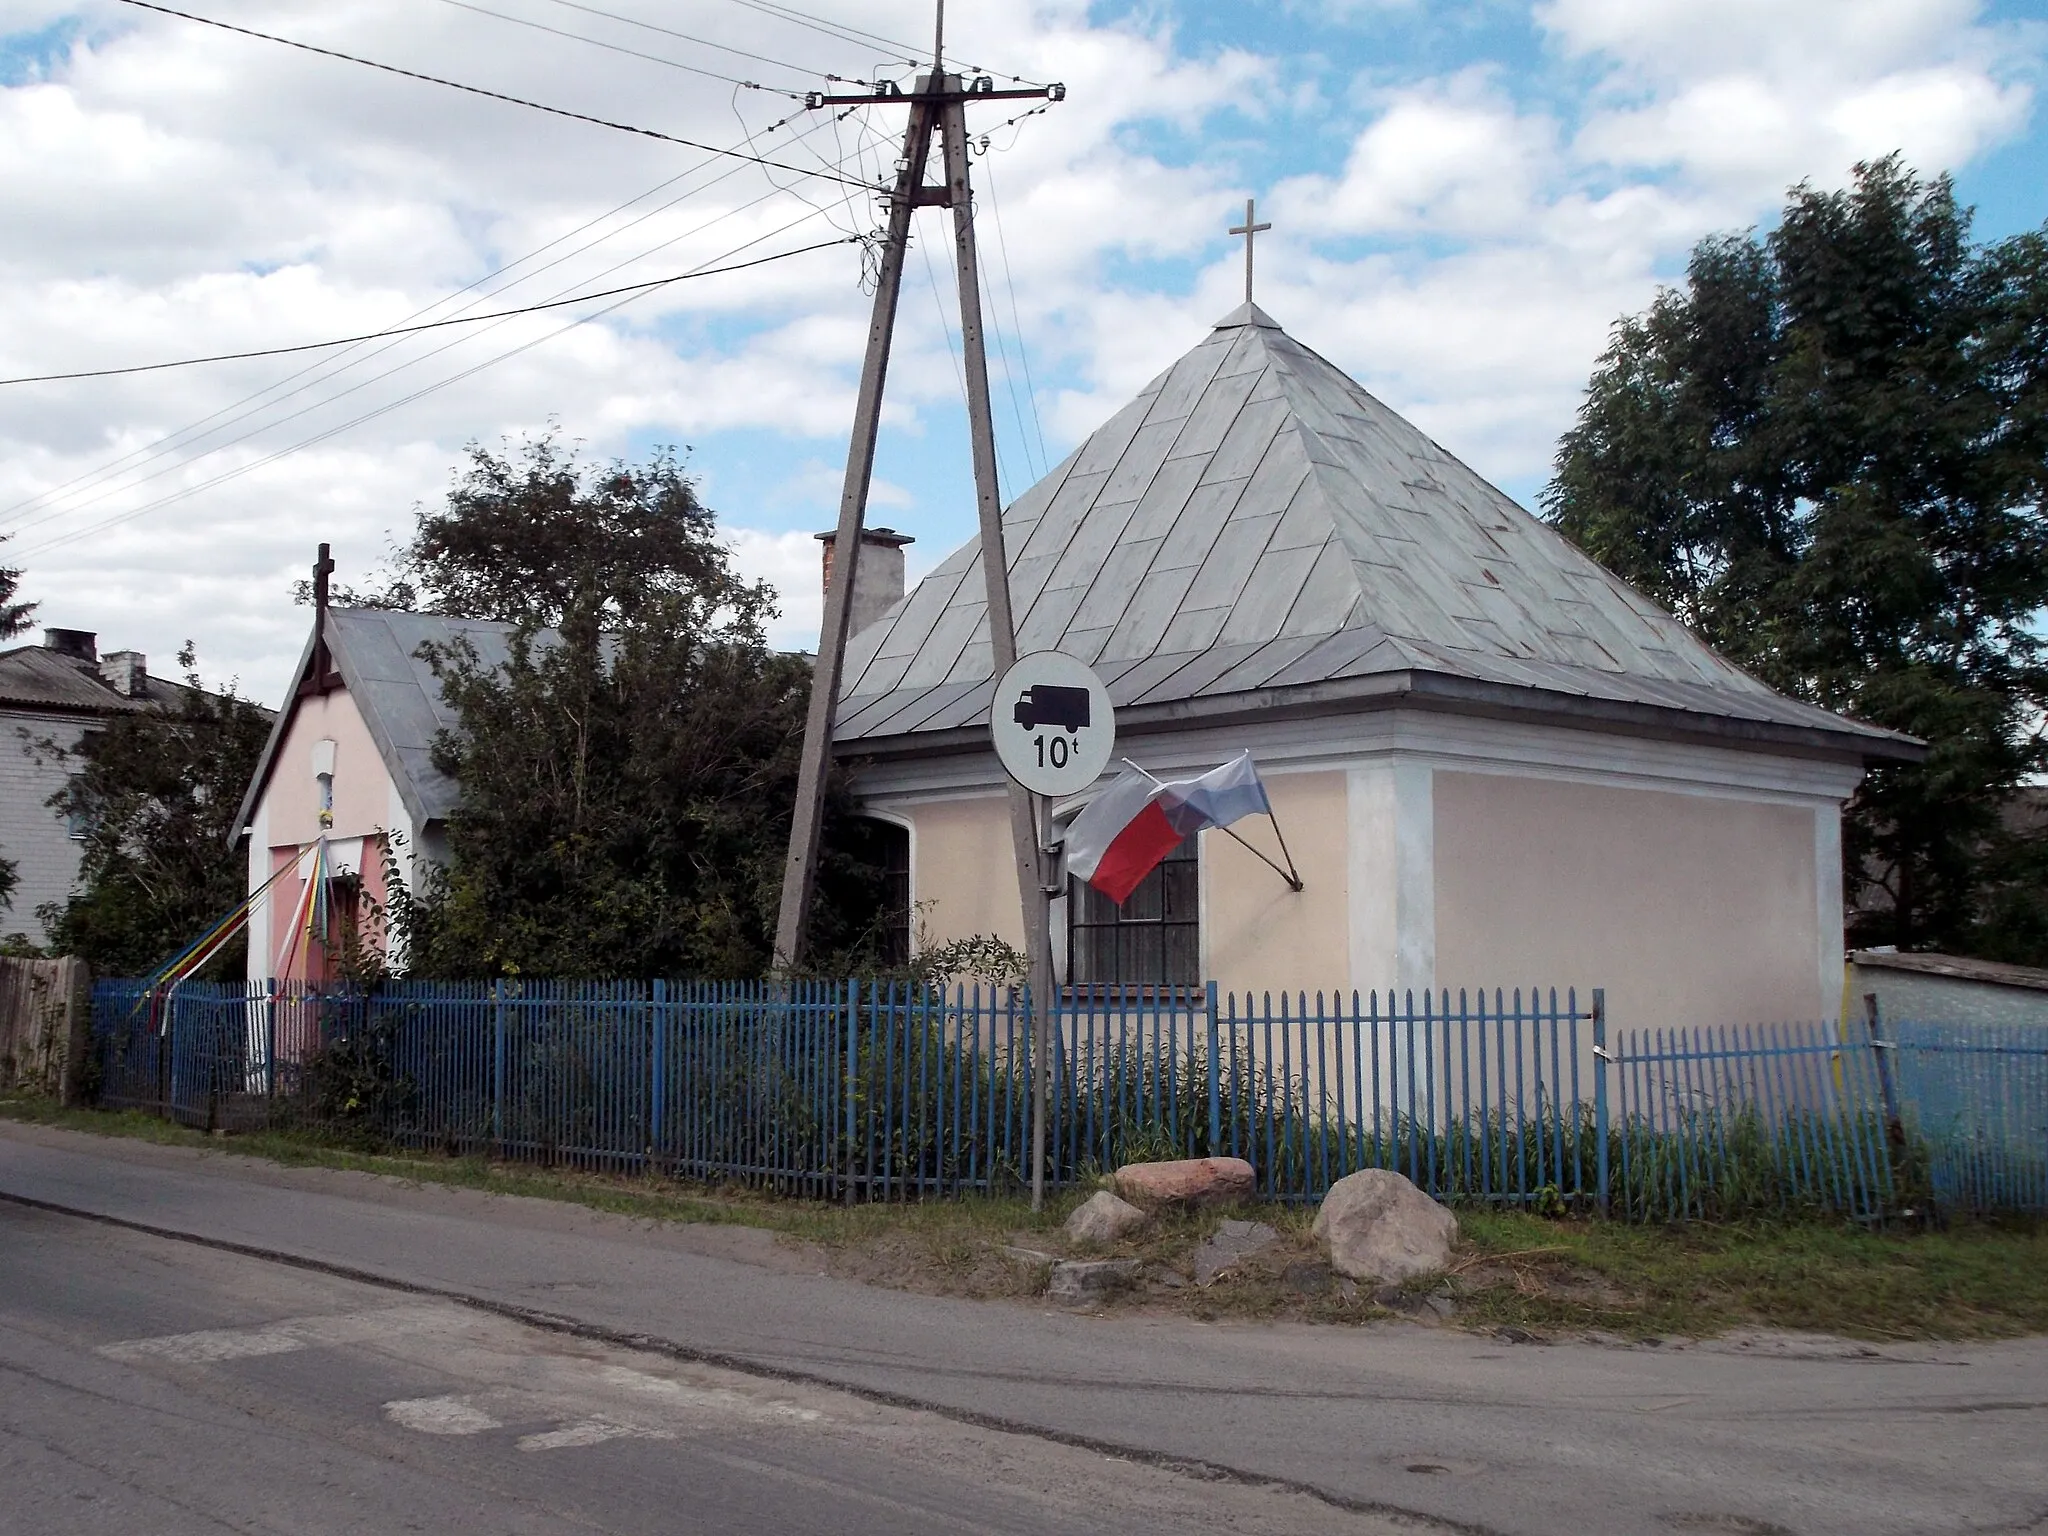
[{"x1": 0, "y1": 711, "x2": 89, "y2": 943}]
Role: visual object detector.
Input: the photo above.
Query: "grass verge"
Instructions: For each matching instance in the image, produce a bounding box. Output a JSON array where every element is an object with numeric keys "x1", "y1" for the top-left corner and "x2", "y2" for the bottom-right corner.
[{"x1": 5, "y1": 1096, "x2": 2043, "y2": 1341}]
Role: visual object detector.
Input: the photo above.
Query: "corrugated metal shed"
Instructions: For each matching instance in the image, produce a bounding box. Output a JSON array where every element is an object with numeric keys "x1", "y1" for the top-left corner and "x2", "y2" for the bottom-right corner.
[{"x1": 836, "y1": 304, "x2": 1914, "y2": 758}]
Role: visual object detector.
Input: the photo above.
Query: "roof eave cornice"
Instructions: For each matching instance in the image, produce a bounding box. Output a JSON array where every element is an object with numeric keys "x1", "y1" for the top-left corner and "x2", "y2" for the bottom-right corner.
[{"x1": 834, "y1": 669, "x2": 1926, "y2": 766}]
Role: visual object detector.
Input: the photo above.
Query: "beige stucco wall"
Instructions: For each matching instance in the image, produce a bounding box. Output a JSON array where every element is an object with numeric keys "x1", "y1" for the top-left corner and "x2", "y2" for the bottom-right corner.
[
  {"x1": 1202, "y1": 769, "x2": 1347, "y2": 1000},
  {"x1": 1432, "y1": 770, "x2": 1832, "y2": 1032},
  {"x1": 903, "y1": 795, "x2": 1027, "y2": 952}
]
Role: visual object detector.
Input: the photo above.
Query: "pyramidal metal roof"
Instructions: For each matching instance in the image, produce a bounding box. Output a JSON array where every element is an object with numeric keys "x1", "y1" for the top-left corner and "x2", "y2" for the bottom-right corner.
[{"x1": 835, "y1": 303, "x2": 1914, "y2": 759}]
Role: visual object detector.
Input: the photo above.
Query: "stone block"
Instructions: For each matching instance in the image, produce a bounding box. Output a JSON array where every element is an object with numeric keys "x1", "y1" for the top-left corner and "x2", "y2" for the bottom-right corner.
[
  {"x1": 1112, "y1": 1157, "x2": 1255, "y2": 1209},
  {"x1": 1047, "y1": 1258, "x2": 1143, "y2": 1304}
]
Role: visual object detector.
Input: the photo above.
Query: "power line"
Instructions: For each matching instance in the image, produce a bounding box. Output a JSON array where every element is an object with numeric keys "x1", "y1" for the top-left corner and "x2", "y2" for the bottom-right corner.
[
  {"x1": 712, "y1": 0, "x2": 921, "y2": 66},
  {"x1": 1, "y1": 105, "x2": 842, "y2": 527},
  {"x1": 980, "y1": 156, "x2": 1050, "y2": 479},
  {"x1": 432, "y1": 0, "x2": 809, "y2": 98},
  {"x1": 918, "y1": 226, "x2": 1008, "y2": 494},
  {"x1": 528, "y1": 0, "x2": 875, "y2": 84},
  {"x1": 114, "y1": 0, "x2": 874, "y2": 188},
  {"x1": 18, "y1": 206, "x2": 854, "y2": 557},
  {"x1": 8, "y1": 169, "x2": 857, "y2": 542},
  {"x1": 0, "y1": 241, "x2": 857, "y2": 386}
]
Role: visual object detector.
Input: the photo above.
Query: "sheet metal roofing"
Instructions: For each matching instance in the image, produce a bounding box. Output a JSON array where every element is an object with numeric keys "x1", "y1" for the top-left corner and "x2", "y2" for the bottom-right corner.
[
  {"x1": 234, "y1": 608, "x2": 521, "y2": 838},
  {"x1": 835, "y1": 304, "x2": 1912, "y2": 758},
  {"x1": 0, "y1": 644, "x2": 191, "y2": 714}
]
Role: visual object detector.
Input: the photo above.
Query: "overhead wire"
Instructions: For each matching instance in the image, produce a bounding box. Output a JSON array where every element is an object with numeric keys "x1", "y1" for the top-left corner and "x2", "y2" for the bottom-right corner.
[
  {"x1": 19, "y1": 201, "x2": 859, "y2": 559},
  {"x1": 3, "y1": 104, "x2": 845, "y2": 531},
  {"x1": 113, "y1": 0, "x2": 872, "y2": 187},
  {"x1": 917, "y1": 225, "x2": 1008, "y2": 495},
  {"x1": 10, "y1": 164, "x2": 858, "y2": 543},
  {"x1": 527, "y1": 0, "x2": 891, "y2": 88},
  {"x1": 430, "y1": 0, "x2": 810, "y2": 98},
  {"x1": 0, "y1": 243, "x2": 858, "y2": 387},
  {"x1": 712, "y1": 0, "x2": 1051, "y2": 88},
  {"x1": 979, "y1": 155, "x2": 1051, "y2": 479},
  {"x1": 711, "y1": 0, "x2": 922, "y2": 66}
]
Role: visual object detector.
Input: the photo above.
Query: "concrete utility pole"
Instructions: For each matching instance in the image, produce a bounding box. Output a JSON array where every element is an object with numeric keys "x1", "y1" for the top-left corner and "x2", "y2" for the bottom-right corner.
[{"x1": 770, "y1": 30, "x2": 1064, "y2": 1205}]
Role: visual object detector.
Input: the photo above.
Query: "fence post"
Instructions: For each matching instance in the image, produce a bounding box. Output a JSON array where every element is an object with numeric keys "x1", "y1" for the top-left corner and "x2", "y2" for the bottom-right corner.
[
  {"x1": 843, "y1": 979, "x2": 859, "y2": 1208},
  {"x1": 1862, "y1": 993, "x2": 1909, "y2": 1208},
  {"x1": 492, "y1": 978, "x2": 506, "y2": 1158},
  {"x1": 1206, "y1": 979, "x2": 1222, "y2": 1156},
  {"x1": 649, "y1": 979, "x2": 666, "y2": 1171},
  {"x1": 1592, "y1": 988, "x2": 1609, "y2": 1217},
  {"x1": 265, "y1": 978, "x2": 278, "y2": 1119}
]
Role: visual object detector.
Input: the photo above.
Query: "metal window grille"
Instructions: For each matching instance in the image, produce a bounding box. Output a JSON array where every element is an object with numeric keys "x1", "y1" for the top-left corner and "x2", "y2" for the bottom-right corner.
[{"x1": 1067, "y1": 834, "x2": 1198, "y2": 989}]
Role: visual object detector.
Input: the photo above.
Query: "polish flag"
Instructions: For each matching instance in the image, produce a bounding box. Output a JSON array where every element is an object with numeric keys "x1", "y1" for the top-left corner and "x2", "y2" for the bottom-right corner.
[
  {"x1": 1064, "y1": 754, "x2": 1276, "y2": 905},
  {"x1": 1062, "y1": 767, "x2": 1185, "y2": 905}
]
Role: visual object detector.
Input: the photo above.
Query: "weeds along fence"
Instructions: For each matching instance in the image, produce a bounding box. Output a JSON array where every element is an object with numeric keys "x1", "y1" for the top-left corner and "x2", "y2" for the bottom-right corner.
[{"x1": 86, "y1": 978, "x2": 2048, "y2": 1219}]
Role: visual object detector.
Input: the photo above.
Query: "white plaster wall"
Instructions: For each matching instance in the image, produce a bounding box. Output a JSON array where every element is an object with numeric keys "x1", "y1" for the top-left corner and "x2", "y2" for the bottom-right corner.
[
  {"x1": 1345, "y1": 758, "x2": 1435, "y2": 999},
  {"x1": 245, "y1": 795, "x2": 270, "y2": 984}
]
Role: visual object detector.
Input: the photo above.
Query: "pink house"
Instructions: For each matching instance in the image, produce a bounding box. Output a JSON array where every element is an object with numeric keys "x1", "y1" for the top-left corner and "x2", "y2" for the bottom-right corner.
[{"x1": 231, "y1": 607, "x2": 516, "y2": 984}]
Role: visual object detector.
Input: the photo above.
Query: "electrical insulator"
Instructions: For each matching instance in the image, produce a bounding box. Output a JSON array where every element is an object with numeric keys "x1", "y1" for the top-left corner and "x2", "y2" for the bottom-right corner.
[{"x1": 1047, "y1": 83, "x2": 1067, "y2": 101}]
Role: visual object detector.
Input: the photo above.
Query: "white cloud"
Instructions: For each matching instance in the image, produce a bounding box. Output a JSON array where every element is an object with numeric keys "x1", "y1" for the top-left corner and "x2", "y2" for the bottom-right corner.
[
  {"x1": 1276, "y1": 71, "x2": 1557, "y2": 237},
  {"x1": 0, "y1": 0, "x2": 2035, "y2": 707}
]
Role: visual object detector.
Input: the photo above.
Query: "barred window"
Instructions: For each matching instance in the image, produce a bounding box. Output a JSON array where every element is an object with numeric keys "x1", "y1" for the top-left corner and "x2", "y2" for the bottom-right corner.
[{"x1": 1067, "y1": 834, "x2": 1198, "y2": 990}]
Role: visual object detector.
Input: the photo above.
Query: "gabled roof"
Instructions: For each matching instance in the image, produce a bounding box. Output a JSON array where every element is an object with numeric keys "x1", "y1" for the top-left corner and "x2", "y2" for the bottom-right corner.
[
  {"x1": 0, "y1": 643, "x2": 195, "y2": 715},
  {"x1": 232, "y1": 608, "x2": 521, "y2": 840},
  {"x1": 835, "y1": 304, "x2": 1917, "y2": 760}
]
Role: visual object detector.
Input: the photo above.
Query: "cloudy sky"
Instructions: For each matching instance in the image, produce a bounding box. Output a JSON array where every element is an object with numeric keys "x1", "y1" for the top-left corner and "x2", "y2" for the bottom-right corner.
[{"x1": 1, "y1": 0, "x2": 2040, "y2": 705}]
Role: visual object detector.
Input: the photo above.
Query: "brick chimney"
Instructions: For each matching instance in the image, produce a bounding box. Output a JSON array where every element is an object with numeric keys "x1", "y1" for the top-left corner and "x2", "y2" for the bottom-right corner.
[
  {"x1": 99, "y1": 650, "x2": 147, "y2": 697},
  {"x1": 815, "y1": 526, "x2": 914, "y2": 638},
  {"x1": 44, "y1": 628, "x2": 96, "y2": 661}
]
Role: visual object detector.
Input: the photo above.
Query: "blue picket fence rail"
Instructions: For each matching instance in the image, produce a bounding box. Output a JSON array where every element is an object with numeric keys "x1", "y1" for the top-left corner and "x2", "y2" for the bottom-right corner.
[{"x1": 86, "y1": 977, "x2": 2048, "y2": 1219}]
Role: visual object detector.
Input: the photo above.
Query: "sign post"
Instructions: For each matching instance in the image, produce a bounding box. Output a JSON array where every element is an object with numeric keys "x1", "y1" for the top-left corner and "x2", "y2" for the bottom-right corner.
[{"x1": 991, "y1": 652, "x2": 1114, "y2": 1209}]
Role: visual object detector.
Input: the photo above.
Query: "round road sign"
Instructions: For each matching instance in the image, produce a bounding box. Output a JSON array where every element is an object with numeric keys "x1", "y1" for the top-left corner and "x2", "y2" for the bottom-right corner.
[{"x1": 990, "y1": 651, "x2": 1115, "y2": 796}]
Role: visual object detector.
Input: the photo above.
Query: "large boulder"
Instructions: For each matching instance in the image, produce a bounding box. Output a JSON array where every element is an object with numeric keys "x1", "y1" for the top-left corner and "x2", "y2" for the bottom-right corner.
[
  {"x1": 1312, "y1": 1169, "x2": 1458, "y2": 1284},
  {"x1": 1064, "y1": 1190, "x2": 1151, "y2": 1246},
  {"x1": 1113, "y1": 1157, "x2": 1256, "y2": 1209}
]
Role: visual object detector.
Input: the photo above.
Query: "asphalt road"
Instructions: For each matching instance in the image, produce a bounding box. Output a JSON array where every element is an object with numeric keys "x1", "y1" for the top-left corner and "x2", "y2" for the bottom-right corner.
[
  {"x1": 4, "y1": 1120, "x2": 2047, "y2": 1536},
  {"x1": 1, "y1": 1201, "x2": 1416, "y2": 1535}
]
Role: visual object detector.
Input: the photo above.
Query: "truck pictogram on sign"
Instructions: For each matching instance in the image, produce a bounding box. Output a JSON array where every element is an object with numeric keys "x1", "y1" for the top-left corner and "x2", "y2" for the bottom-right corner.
[{"x1": 1012, "y1": 684, "x2": 1091, "y2": 734}]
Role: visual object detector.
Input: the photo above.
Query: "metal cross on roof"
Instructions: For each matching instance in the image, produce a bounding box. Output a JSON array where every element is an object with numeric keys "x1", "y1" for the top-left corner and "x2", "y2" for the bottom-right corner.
[{"x1": 1228, "y1": 197, "x2": 1271, "y2": 305}]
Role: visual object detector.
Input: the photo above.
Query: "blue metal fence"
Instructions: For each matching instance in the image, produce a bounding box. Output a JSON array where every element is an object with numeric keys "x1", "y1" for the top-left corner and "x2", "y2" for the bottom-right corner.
[
  {"x1": 87, "y1": 977, "x2": 2048, "y2": 1218},
  {"x1": 1886, "y1": 1018, "x2": 2048, "y2": 1215}
]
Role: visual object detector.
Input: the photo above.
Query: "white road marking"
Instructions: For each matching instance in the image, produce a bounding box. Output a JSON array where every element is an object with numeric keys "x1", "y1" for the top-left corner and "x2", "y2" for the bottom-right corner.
[
  {"x1": 101, "y1": 1303, "x2": 460, "y2": 1365},
  {"x1": 383, "y1": 1396, "x2": 502, "y2": 1435},
  {"x1": 517, "y1": 1418, "x2": 673, "y2": 1452}
]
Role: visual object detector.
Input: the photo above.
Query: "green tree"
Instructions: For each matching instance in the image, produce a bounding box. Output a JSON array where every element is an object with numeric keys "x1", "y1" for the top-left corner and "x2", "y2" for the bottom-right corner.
[
  {"x1": 1546, "y1": 157, "x2": 2048, "y2": 960},
  {"x1": 380, "y1": 440, "x2": 894, "y2": 978},
  {"x1": 299, "y1": 431, "x2": 751, "y2": 628},
  {"x1": 41, "y1": 646, "x2": 274, "y2": 975}
]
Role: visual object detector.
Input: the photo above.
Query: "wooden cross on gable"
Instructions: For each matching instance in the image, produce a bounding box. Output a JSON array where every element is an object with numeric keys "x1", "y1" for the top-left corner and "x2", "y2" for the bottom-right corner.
[{"x1": 1229, "y1": 197, "x2": 1271, "y2": 305}]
